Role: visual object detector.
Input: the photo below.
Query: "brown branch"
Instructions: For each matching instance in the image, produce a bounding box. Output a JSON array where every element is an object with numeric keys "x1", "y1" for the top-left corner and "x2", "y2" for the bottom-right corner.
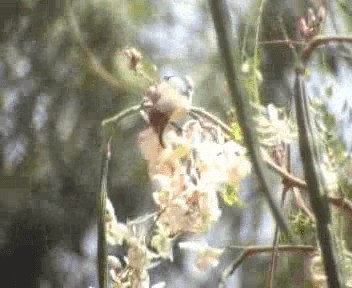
[
  {"x1": 328, "y1": 196, "x2": 352, "y2": 218},
  {"x1": 102, "y1": 104, "x2": 352, "y2": 224},
  {"x1": 190, "y1": 107, "x2": 233, "y2": 135},
  {"x1": 190, "y1": 107, "x2": 309, "y2": 190},
  {"x1": 293, "y1": 187, "x2": 315, "y2": 220},
  {"x1": 83, "y1": 48, "x2": 124, "y2": 93},
  {"x1": 267, "y1": 145, "x2": 291, "y2": 288},
  {"x1": 68, "y1": 6, "x2": 123, "y2": 94},
  {"x1": 302, "y1": 35, "x2": 352, "y2": 64},
  {"x1": 259, "y1": 39, "x2": 304, "y2": 47},
  {"x1": 220, "y1": 245, "x2": 316, "y2": 288},
  {"x1": 193, "y1": 107, "x2": 352, "y2": 223},
  {"x1": 264, "y1": 159, "x2": 308, "y2": 190}
]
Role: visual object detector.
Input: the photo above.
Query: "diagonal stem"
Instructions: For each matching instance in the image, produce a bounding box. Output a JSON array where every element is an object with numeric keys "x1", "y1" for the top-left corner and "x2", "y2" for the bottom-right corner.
[
  {"x1": 208, "y1": 0, "x2": 291, "y2": 239},
  {"x1": 294, "y1": 69, "x2": 342, "y2": 287},
  {"x1": 220, "y1": 245, "x2": 315, "y2": 287},
  {"x1": 97, "y1": 137, "x2": 112, "y2": 288}
]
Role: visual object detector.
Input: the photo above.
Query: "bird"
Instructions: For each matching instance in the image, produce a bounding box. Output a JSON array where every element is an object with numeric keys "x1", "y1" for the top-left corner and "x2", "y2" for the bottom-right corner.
[
  {"x1": 163, "y1": 75, "x2": 193, "y2": 132},
  {"x1": 144, "y1": 75, "x2": 194, "y2": 147},
  {"x1": 163, "y1": 75, "x2": 193, "y2": 103}
]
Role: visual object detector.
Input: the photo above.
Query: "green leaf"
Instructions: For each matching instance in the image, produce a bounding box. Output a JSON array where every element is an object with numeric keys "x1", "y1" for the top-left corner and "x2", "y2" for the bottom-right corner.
[
  {"x1": 221, "y1": 183, "x2": 243, "y2": 207},
  {"x1": 230, "y1": 122, "x2": 244, "y2": 143}
]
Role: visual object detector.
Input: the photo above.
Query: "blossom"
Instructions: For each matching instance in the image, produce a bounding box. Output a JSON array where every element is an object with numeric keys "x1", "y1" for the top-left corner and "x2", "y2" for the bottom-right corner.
[
  {"x1": 179, "y1": 241, "x2": 224, "y2": 270},
  {"x1": 138, "y1": 111, "x2": 250, "y2": 237},
  {"x1": 105, "y1": 198, "x2": 129, "y2": 246}
]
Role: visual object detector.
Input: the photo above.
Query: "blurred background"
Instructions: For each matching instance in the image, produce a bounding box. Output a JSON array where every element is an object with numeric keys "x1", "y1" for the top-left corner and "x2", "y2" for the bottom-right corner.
[{"x1": 1, "y1": 0, "x2": 352, "y2": 287}]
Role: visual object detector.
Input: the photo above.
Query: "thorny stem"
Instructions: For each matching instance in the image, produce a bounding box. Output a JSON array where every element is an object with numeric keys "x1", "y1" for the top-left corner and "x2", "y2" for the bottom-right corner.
[
  {"x1": 294, "y1": 69, "x2": 342, "y2": 287},
  {"x1": 219, "y1": 245, "x2": 316, "y2": 288},
  {"x1": 102, "y1": 104, "x2": 352, "y2": 219},
  {"x1": 258, "y1": 35, "x2": 352, "y2": 64},
  {"x1": 103, "y1": 103, "x2": 308, "y2": 189},
  {"x1": 267, "y1": 145, "x2": 291, "y2": 288}
]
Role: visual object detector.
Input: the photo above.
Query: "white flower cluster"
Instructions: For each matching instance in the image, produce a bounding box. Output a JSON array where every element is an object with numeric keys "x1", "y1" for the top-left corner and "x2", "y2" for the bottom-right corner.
[
  {"x1": 138, "y1": 116, "x2": 250, "y2": 271},
  {"x1": 105, "y1": 82, "x2": 251, "y2": 286},
  {"x1": 105, "y1": 198, "x2": 163, "y2": 288},
  {"x1": 138, "y1": 119, "x2": 250, "y2": 236}
]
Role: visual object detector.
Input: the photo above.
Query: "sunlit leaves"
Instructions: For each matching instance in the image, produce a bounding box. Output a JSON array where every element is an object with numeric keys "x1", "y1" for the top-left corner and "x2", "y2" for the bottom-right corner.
[
  {"x1": 230, "y1": 121, "x2": 244, "y2": 144},
  {"x1": 221, "y1": 183, "x2": 243, "y2": 207}
]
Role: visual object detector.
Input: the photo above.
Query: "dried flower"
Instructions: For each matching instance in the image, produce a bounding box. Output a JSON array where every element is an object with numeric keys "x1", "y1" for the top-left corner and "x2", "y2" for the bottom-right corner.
[
  {"x1": 297, "y1": 6, "x2": 326, "y2": 41},
  {"x1": 122, "y1": 47, "x2": 142, "y2": 71}
]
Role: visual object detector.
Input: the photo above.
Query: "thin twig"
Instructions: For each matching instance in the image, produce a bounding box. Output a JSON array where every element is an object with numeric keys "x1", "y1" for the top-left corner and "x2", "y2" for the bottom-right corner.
[
  {"x1": 302, "y1": 35, "x2": 352, "y2": 64},
  {"x1": 264, "y1": 159, "x2": 307, "y2": 190},
  {"x1": 190, "y1": 107, "x2": 232, "y2": 135},
  {"x1": 293, "y1": 187, "x2": 315, "y2": 220},
  {"x1": 328, "y1": 196, "x2": 352, "y2": 218},
  {"x1": 259, "y1": 39, "x2": 305, "y2": 47},
  {"x1": 97, "y1": 137, "x2": 112, "y2": 288},
  {"x1": 67, "y1": 6, "x2": 123, "y2": 94},
  {"x1": 102, "y1": 105, "x2": 352, "y2": 221},
  {"x1": 267, "y1": 144, "x2": 291, "y2": 288},
  {"x1": 267, "y1": 190, "x2": 286, "y2": 288},
  {"x1": 101, "y1": 104, "x2": 143, "y2": 127},
  {"x1": 103, "y1": 103, "x2": 309, "y2": 191},
  {"x1": 291, "y1": 191, "x2": 352, "y2": 220},
  {"x1": 220, "y1": 245, "x2": 315, "y2": 287},
  {"x1": 191, "y1": 107, "x2": 308, "y2": 189},
  {"x1": 252, "y1": 0, "x2": 267, "y2": 102}
]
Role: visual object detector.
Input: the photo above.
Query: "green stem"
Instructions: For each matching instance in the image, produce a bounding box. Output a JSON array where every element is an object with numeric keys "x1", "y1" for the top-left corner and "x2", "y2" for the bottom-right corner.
[
  {"x1": 294, "y1": 69, "x2": 342, "y2": 287},
  {"x1": 208, "y1": 0, "x2": 291, "y2": 239},
  {"x1": 252, "y1": 0, "x2": 267, "y2": 102},
  {"x1": 101, "y1": 104, "x2": 142, "y2": 127},
  {"x1": 97, "y1": 138, "x2": 112, "y2": 288}
]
